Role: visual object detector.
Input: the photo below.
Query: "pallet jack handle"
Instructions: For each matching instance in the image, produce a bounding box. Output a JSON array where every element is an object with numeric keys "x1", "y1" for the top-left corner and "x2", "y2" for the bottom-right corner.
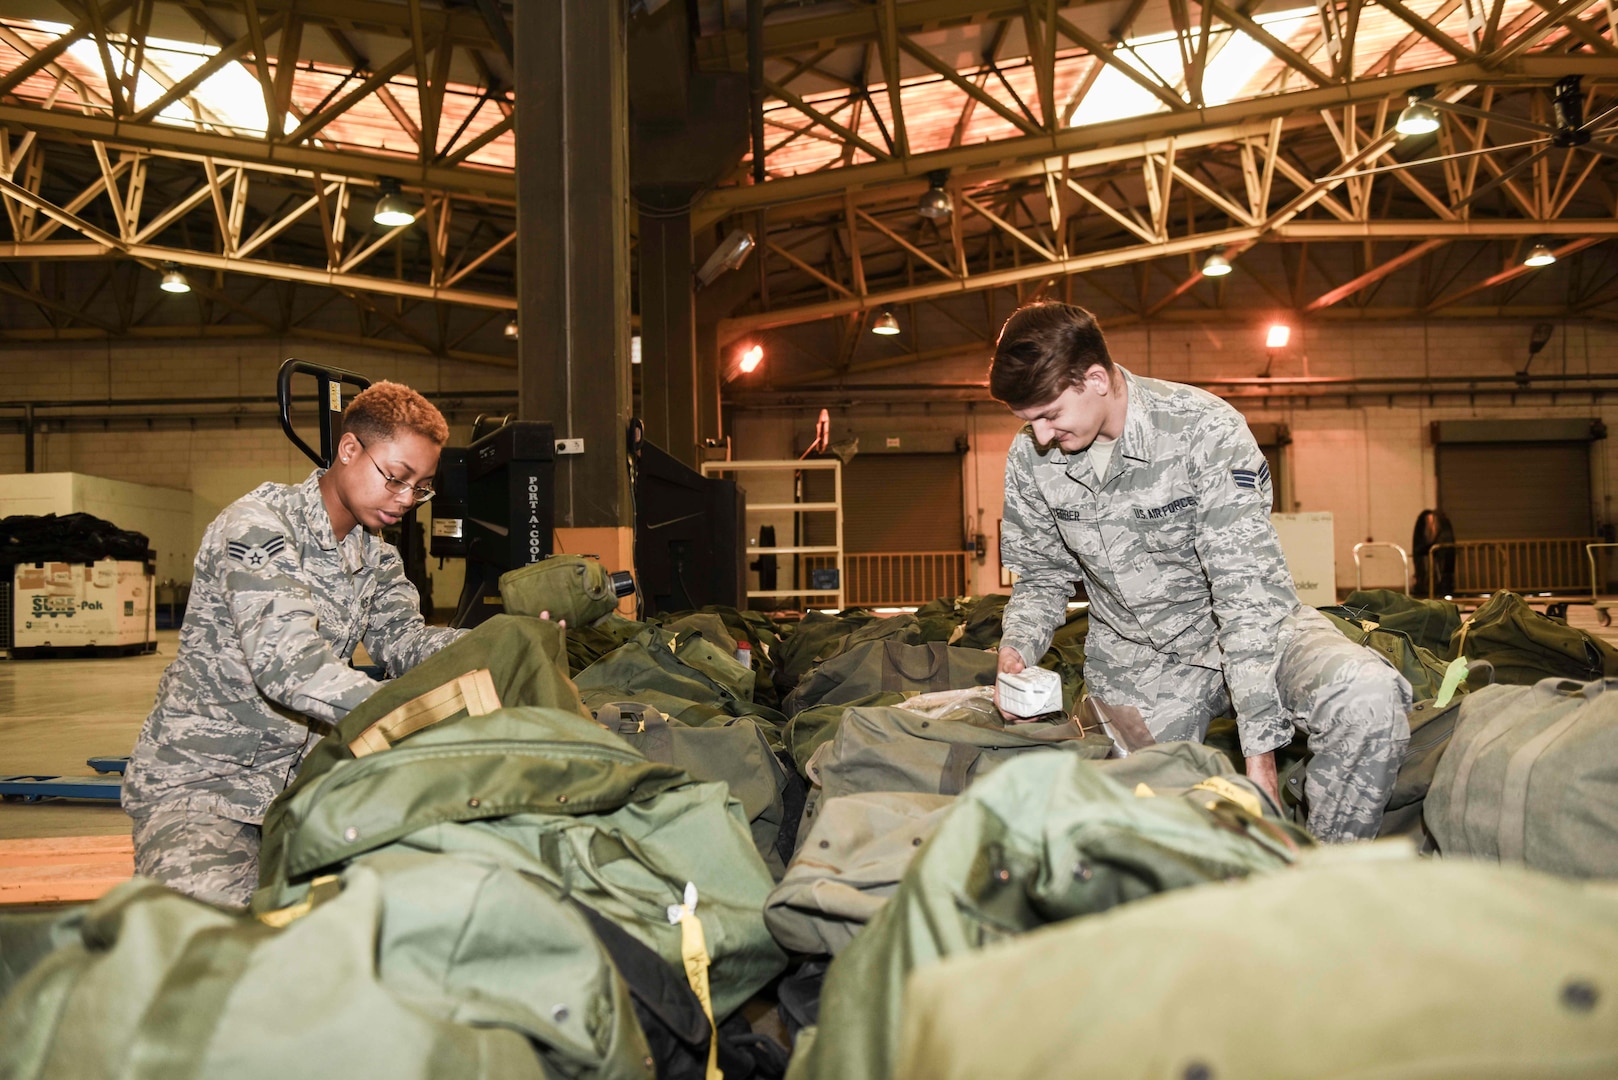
[{"x1": 277, "y1": 358, "x2": 372, "y2": 468}]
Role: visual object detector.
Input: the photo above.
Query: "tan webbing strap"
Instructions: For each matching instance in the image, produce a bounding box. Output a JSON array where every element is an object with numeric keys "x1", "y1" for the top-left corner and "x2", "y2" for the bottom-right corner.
[
  {"x1": 1497, "y1": 707, "x2": 1585, "y2": 863},
  {"x1": 348, "y1": 668, "x2": 500, "y2": 758},
  {"x1": 667, "y1": 883, "x2": 723, "y2": 1080},
  {"x1": 939, "y1": 743, "x2": 982, "y2": 796}
]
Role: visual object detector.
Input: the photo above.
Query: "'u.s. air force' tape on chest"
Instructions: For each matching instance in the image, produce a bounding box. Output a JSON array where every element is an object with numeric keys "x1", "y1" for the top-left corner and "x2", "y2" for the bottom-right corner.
[
  {"x1": 226, "y1": 535, "x2": 287, "y2": 570},
  {"x1": 1232, "y1": 462, "x2": 1271, "y2": 491}
]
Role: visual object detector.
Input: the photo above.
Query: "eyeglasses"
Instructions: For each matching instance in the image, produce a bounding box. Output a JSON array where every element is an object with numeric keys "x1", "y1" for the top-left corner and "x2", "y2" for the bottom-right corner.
[{"x1": 356, "y1": 439, "x2": 436, "y2": 503}]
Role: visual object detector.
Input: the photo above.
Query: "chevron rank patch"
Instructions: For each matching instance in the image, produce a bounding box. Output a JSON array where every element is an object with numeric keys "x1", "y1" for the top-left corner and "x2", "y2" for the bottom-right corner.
[
  {"x1": 1231, "y1": 462, "x2": 1271, "y2": 491},
  {"x1": 227, "y1": 534, "x2": 287, "y2": 570}
]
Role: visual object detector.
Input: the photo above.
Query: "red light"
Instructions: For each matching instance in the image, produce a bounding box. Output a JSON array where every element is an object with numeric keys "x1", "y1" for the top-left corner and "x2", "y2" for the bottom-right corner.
[
  {"x1": 1265, "y1": 324, "x2": 1290, "y2": 349},
  {"x1": 739, "y1": 345, "x2": 763, "y2": 373}
]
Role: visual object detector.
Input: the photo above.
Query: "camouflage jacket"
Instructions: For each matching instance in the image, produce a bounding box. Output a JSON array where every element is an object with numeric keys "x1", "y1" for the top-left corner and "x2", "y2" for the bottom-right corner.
[
  {"x1": 999, "y1": 367, "x2": 1299, "y2": 757},
  {"x1": 123, "y1": 470, "x2": 462, "y2": 822}
]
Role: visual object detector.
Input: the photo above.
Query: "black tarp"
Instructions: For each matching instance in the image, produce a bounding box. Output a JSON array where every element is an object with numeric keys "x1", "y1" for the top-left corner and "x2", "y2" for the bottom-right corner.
[{"x1": 0, "y1": 513, "x2": 153, "y2": 567}]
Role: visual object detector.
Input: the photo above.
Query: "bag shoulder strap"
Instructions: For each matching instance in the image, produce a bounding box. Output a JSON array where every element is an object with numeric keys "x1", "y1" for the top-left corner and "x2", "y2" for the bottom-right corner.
[{"x1": 348, "y1": 668, "x2": 501, "y2": 758}]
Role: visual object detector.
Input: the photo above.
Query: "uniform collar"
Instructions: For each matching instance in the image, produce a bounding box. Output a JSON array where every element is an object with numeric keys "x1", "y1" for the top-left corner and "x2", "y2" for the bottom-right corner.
[
  {"x1": 1114, "y1": 367, "x2": 1156, "y2": 467},
  {"x1": 297, "y1": 469, "x2": 374, "y2": 571}
]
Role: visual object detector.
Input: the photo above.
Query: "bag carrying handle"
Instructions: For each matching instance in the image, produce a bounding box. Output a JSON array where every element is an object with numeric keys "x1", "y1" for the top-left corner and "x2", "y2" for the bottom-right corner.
[
  {"x1": 1532, "y1": 676, "x2": 1618, "y2": 704},
  {"x1": 348, "y1": 668, "x2": 500, "y2": 757}
]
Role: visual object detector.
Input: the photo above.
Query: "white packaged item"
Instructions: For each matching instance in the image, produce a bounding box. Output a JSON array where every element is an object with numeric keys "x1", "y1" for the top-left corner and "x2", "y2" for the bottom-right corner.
[{"x1": 996, "y1": 668, "x2": 1063, "y2": 718}]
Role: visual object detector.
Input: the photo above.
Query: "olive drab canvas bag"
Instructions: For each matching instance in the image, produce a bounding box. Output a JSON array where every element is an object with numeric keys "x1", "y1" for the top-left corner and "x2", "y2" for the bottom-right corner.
[
  {"x1": 1450, "y1": 591, "x2": 1618, "y2": 685},
  {"x1": 596, "y1": 701, "x2": 803, "y2": 880},
  {"x1": 1426, "y1": 677, "x2": 1618, "y2": 877},
  {"x1": 763, "y1": 791, "x2": 955, "y2": 956},
  {"x1": 0, "y1": 853, "x2": 655, "y2": 1080},
  {"x1": 783, "y1": 641, "x2": 998, "y2": 716},
  {"x1": 499, "y1": 554, "x2": 633, "y2": 628},
  {"x1": 786, "y1": 752, "x2": 1309, "y2": 1080},
  {"x1": 893, "y1": 854, "x2": 1618, "y2": 1080},
  {"x1": 804, "y1": 705, "x2": 1113, "y2": 801},
  {"x1": 255, "y1": 703, "x2": 786, "y2": 1020}
]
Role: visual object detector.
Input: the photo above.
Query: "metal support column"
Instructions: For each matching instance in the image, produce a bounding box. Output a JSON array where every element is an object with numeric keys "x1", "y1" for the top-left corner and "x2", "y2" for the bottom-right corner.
[
  {"x1": 638, "y1": 212, "x2": 699, "y2": 468},
  {"x1": 514, "y1": 0, "x2": 633, "y2": 529}
]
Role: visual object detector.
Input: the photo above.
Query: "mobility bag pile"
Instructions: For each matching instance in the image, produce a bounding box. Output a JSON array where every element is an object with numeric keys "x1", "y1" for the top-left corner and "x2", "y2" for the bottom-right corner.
[{"x1": 11, "y1": 565, "x2": 1618, "y2": 1080}]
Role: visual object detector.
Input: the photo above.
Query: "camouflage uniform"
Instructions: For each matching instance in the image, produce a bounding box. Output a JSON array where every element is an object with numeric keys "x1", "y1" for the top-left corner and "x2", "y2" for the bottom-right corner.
[
  {"x1": 1000, "y1": 368, "x2": 1410, "y2": 842},
  {"x1": 123, "y1": 470, "x2": 462, "y2": 906}
]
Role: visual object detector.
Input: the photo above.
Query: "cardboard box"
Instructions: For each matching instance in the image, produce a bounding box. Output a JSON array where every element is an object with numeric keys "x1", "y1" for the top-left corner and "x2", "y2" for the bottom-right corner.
[{"x1": 13, "y1": 559, "x2": 156, "y2": 649}]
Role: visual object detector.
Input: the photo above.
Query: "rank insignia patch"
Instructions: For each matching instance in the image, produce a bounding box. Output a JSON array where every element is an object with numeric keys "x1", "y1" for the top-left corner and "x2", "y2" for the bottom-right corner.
[
  {"x1": 227, "y1": 535, "x2": 286, "y2": 570},
  {"x1": 1232, "y1": 462, "x2": 1270, "y2": 491}
]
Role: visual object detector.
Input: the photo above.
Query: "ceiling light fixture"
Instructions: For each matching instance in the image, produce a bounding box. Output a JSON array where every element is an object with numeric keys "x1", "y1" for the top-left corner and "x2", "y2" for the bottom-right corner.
[
  {"x1": 1523, "y1": 243, "x2": 1557, "y2": 267},
  {"x1": 696, "y1": 228, "x2": 756, "y2": 288},
  {"x1": 916, "y1": 169, "x2": 952, "y2": 220},
  {"x1": 158, "y1": 263, "x2": 190, "y2": 294},
  {"x1": 1266, "y1": 324, "x2": 1291, "y2": 349},
  {"x1": 373, "y1": 180, "x2": 416, "y2": 227},
  {"x1": 872, "y1": 309, "x2": 901, "y2": 335},
  {"x1": 503, "y1": 317, "x2": 519, "y2": 339},
  {"x1": 739, "y1": 344, "x2": 764, "y2": 373},
  {"x1": 1395, "y1": 88, "x2": 1441, "y2": 137},
  {"x1": 1202, "y1": 252, "x2": 1233, "y2": 277}
]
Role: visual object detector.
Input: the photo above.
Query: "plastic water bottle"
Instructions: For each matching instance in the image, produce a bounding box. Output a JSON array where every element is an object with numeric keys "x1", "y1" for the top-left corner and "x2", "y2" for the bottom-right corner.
[{"x1": 736, "y1": 641, "x2": 752, "y2": 668}]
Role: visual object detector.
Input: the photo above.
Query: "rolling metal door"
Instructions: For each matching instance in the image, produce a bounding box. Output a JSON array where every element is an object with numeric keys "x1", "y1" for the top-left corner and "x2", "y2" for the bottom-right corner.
[{"x1": 1437, "y1": 441, "x2": 1592, "y2": 540}]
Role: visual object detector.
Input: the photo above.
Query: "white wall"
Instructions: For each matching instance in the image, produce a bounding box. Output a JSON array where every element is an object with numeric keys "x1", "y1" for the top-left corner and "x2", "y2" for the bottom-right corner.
[{"x1": 731, "y1": 318, "x2": 1618, "y2": 594}]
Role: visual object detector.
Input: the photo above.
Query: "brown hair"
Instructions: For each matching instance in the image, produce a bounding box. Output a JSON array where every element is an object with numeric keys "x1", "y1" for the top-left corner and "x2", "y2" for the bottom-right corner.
[
  {"x1": 988, "y1": 303, "x2": 1115, "y2": 409},
  {"x1": 341, "y1": 380, "x2": 450, "y2": 446}
]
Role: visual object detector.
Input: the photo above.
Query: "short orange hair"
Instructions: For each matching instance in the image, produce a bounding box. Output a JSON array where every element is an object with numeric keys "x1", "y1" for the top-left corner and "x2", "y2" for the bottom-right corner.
[{"x1": 341, "y1": 381, "x2": 450, "y2": 446}]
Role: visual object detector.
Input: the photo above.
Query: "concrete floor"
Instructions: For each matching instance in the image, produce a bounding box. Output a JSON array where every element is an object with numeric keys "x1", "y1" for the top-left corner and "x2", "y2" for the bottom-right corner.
[
  {"x1": 4, "y1": 604, "x2": 1617, "y2": 843},
  {"x1": 0, "y1": 630, "x2": 178, "y2": 839}
]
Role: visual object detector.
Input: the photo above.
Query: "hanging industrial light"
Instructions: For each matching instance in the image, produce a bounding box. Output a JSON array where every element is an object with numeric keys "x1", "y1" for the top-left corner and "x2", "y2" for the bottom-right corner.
[
  {"x1": 503, "y1": 317, "x2": 519, "y2": 339},
  {"x1": 739, "y1": 344, "x2": 764, "y2": 373},
  {"x1": 158, "y1": 263, "x2": 190, "y2": 294},
  {"x1": 916, "y1": 169, "x2": 952, "y2": 220},
  {"x1": 1523, "y1": 243, "x2": 1556, "y2": 267},
  {"x1": 1266, "y1": 324, "x2": 1291, "y2": 349},
  {"x1": 1201, "y1": 252, "x2": 1232, "y2": 277},
  {"x1": 871, "y1": 309, "x2": 901, "y2": 335},
  {"x1": 1395, "y1": 88, "x2": 1441, "y2": 136},
  {"x1": 373, "y1": 180, "x2": 416, "y2": 227}
]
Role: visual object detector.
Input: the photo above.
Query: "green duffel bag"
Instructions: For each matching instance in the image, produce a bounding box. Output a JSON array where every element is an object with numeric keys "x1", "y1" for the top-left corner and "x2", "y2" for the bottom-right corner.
[
  {"x1": 1427, "y1": 677, "x2": 1618, "y2": 877},
  {"x1": 256, "y1": 704, "x2": 786, "y2": 1018},
  {"x1": 813, "y1": 615, "x2": 925, "y2": 665},
  {"x1": 764, "y1": 790, "x2": 954, "y2": 957},
  {"x1": 784, "y1": 692, "x2": 906, "y2": 779},
  {"x1": 1097, "y1": 740, "x2": 1286, "y2": 818},
  {"x1": 1321, "y1": 609, "x2": 1461, "y2": 702},
  {"x1": 783, "y1": 641, "x2": 999, "y2": 717},
  {"x1": 895, "y1": 851, "x2": 1618, "y2": 1080},
  {"x1": 952, "y1": 594, "x2": 1010, "y2": 650},
  {"x1": 806, "y1": 705, "x2": 1113, "y2": 801},
  {"x1": 2, "y1": 852, "x2": 653, "y2": 1080},
  {"x1": 787, "y1": 752, "x2": 1309, "y2": 1080},
  {"x1": 597, "y1": 700, "x2": 800, "y2": 880},
  {"x1": 567, "y1": 613, "x2": 654, "y2": 675},
  {"x1": 499, "y1": 554, "x2": 634, "y2": 627},
  {"x1": 258, "y1": 615, "x2": 585, "y2": 880},
  {"x1": 577, "y1": 628, "x2": 762, "y2": 714},
  {"x1": 1453, "y1": 590, "x2": 1618, "y2": 684},
  {"x1": 1336, "y1": 588, "x2": 1462, "y2": 655},
  {"x1": 772, "y1": 610, "x2": 880, "y2": 695}
]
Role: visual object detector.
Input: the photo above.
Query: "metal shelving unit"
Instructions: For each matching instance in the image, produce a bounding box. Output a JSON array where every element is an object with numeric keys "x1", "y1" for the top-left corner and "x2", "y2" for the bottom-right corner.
[{"x1": 701, "y1": 458, "x2": 845, "y2": 609}]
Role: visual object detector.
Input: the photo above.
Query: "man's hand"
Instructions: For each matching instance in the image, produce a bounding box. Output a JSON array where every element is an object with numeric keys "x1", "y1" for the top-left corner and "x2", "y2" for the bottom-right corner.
[
  {"x1": 994, "y1": 646, "x2": 1026, "y2": 719},
  {"x1": 1244, "y1": 750, "x2": 1280, "y2": 806}
]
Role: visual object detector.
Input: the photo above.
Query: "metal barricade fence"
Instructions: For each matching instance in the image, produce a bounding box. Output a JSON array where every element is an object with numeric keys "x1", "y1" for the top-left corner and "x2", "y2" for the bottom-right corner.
[{"x1": 1424, "y1": 538, "x2": 1601, "y2": 598}]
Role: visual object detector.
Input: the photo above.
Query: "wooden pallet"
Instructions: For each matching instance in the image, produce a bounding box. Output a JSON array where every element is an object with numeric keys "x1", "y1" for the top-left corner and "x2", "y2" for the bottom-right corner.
[{"x1": 0, "y1": 834, "x2": 134, "y2": 905}]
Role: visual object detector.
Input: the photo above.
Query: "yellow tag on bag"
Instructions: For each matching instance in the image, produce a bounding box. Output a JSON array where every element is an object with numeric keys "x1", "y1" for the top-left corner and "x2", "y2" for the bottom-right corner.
[{"x1": 667, "y1": 882, "x2": 723, "y2": 1080}]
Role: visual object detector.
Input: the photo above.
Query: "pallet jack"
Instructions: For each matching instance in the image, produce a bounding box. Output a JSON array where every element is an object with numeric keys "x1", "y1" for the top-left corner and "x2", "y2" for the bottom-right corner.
[{"x1": 0, "y1": 757, "x2": 128, "y2": 803}]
